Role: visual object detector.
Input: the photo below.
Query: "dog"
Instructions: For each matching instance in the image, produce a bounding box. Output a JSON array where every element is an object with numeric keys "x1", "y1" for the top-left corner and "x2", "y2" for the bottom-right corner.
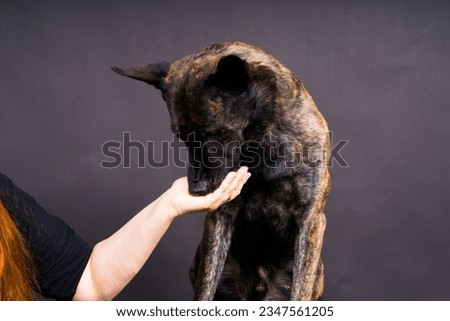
[{"x1": 113, "y1": 42, "x2": 331, "y2": 300}]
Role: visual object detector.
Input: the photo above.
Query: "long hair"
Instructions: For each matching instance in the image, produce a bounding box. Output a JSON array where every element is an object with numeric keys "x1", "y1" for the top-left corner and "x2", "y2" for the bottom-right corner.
[{"x1": 0, "y1": 199, "x2": 35, "y2": 300}]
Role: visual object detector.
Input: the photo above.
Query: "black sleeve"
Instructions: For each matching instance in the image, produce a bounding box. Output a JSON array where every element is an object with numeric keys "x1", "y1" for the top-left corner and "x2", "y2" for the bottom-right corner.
[{"x1": 0, "y1": 172, "x2": 92, "y2": 300}]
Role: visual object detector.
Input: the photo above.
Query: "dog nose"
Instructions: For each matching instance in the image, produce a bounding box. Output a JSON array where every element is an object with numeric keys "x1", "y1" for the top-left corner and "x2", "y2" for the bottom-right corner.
[{"x1": 189, "y1": 180, "x2": 209, "y2": 196}]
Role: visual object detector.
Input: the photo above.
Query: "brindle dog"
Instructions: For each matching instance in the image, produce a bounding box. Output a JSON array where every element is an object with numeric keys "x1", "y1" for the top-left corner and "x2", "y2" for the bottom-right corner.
[{"x1": 113, "y1": 42, "x2": 330, "y2": 300}]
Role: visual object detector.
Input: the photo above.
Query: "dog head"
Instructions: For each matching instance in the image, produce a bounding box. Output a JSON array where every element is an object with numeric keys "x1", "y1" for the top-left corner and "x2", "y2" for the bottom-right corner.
[{"x1": 113, "y1": 43, "x2": 283, "y2": 195}]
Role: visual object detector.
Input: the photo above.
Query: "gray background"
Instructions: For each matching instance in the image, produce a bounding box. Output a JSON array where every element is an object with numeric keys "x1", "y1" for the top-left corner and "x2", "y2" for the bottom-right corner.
[{"x1": 1, "y1": 0, "x2": 449, "y2": 300}]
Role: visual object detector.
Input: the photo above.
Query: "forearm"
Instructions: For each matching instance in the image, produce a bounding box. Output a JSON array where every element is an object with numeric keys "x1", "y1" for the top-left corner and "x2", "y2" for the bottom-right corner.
[
  {"x1": 73, "y1": 169, "x2": 249, "y2": 300},
  {"x1": 73, "y1": 191, "x2": 176, "y2": 300}
]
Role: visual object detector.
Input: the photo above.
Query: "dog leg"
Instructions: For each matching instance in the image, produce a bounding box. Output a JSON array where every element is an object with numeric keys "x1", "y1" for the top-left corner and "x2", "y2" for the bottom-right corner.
[
  {"x1": 291, "y1": 165, "x2": 330, "y2": 301},
  {"x1": 291, "y1": 211, "x2": 326, "y2": 300},
  {"x1": 189, "y1": 243, "x2": 202, "y2": 288},
  {"x1": 312, "y1": 259, "x2": 325, "y2": 300},
  {"x1": 192, "y1": 208, "x2": 236, "y2": 300}
]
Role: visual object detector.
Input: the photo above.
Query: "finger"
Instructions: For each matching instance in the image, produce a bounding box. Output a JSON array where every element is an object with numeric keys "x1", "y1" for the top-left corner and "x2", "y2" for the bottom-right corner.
[
  {"x1": 203, "y1": 171, "x2": 237, "y2": 204},
  {"x1": 217, "y1": 171, "x2": 238, "y2": 195},
  {"x1": 205, "y1": 167, "x2": 250, "y2": 210},
  {"x1": 227, "y1": 167, "x2": 248, "y2": 190},
  {"x1": 236, "y1": 167, "x2": 250, "y2": 185},
  {"x1": 228, "y1": 167, "x2": 249, "y2": 192},
  {"x1": 218, "y1": 168, "x2": 250, "y2": 204},
  {"x1": 235, "y1": 166, "x2": 249, "y2": 178},
  {"x1": 230, "y1": 172, "x2": 251, "y2": 200},
  {"x1": 221, "y1": 168, "x2": 247, "y2": 198},
  {"x1": 229, "y1": 172, "x2": 251, "y2": 200},
  {"x1": 205, "y1": 171, "x2": 242, "y2": 209}
]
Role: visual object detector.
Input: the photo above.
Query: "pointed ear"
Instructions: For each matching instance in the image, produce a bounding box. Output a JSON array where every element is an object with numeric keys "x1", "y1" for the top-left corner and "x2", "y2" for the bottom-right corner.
[
  {"x1": 111, "y1": 61, "x2": 170, "y2": 90},
  {"x1": 209, "y1": 55, "x2": 250, "y2": 93}
]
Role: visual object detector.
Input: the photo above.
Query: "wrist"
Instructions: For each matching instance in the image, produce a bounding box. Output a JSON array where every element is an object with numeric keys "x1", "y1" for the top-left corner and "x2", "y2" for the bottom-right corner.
[{"x1": 157, "y1": 188, "x2": 181, "y2": 222}]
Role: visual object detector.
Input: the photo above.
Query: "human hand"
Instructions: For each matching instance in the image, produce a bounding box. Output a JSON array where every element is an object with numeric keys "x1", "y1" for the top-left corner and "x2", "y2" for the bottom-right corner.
[{"x1": 165, "y1": 167, "x2": 251, "y2": 220}]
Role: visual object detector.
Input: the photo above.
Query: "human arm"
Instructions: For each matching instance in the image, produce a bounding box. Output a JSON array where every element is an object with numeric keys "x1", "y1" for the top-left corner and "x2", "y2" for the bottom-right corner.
[{"x1": 73, "y1": 167, "x2": 250, "y2": 300}]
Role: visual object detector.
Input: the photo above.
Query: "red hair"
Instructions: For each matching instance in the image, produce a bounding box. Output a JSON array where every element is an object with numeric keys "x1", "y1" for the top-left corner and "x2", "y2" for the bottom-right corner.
[{"x1": 0, "y1": 200, "x2": 36, "y2": 300}]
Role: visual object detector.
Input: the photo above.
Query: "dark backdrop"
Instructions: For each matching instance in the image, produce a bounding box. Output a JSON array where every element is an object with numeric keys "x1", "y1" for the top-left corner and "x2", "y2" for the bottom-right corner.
[{"x1": 1, "y1": 0, "x2": 449, "y2": 300}]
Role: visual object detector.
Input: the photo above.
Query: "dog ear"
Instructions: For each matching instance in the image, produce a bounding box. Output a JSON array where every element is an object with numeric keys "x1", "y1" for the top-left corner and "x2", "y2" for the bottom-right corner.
[
  {"x1": 209, "y1": 55, "x2": 250, "y2": 93},
  {"x1": 111, "y1": 61, "x2": 170, "y2": 90}
]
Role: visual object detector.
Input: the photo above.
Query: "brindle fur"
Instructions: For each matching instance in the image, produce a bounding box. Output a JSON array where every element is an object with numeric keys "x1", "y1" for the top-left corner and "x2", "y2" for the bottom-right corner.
[{"x1": 113, "y1": 42, "x2": 330, "y2": 300}]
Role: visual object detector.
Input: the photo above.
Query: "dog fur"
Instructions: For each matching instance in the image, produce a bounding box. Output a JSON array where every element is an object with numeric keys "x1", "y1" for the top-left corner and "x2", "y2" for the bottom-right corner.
[{"x1": 113, "y1": 41, "x2": 330, "y2": 300}]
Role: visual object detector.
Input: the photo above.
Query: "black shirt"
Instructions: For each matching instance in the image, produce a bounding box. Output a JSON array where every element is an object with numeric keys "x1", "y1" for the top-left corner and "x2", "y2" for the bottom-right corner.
[{"x1": 0, "y1": 172, "x2": 92, "y2": 300}]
